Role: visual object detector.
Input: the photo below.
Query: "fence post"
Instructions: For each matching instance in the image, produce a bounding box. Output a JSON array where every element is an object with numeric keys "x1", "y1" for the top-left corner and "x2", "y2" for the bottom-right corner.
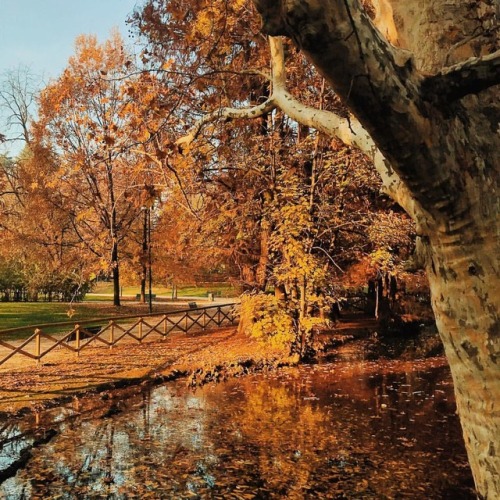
[
  {"x1": 218, "y1": 306, "x2": 222, "y2": 326},
  {"x1": 162, "y1": 315, "x2": 167, "y2": 339},
  {"x1": 139, "y1": 319, "x2": 143, "y2": 343},
  {"x1": 35, "y1": 328, "x2": 41, "y2": 364},
  {"x1": 202, "y1": 310, "x2": 206, "y2": 330},
  {"x1": 109, "y1": 320, "x2": 114, "y2": 349},
  {"x1": 75, "y1": 324, "x2": 80, "y2": 356}
]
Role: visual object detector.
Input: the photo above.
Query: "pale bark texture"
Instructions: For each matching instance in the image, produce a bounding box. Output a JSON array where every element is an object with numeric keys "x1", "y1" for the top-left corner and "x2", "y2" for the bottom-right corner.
[{"x1": 252, "y1": 0, "x2": 499, "y2": 498}]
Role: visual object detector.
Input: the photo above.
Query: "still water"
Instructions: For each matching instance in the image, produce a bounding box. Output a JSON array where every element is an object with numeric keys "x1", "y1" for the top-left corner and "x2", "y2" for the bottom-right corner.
[{"x1": 1, "y1": 358, "x2": 474, "y2": 499}]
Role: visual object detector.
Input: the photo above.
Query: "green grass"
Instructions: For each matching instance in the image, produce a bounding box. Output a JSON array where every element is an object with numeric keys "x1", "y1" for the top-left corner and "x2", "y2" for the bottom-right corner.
[
  {"x1": 0, "y1": 301, "x2": 179, "y2": 338},
  {"x1": 0, "y1": 302, "x2": 90, "y2": 331},
  {"x1": 88, "y1": 282, "x2": 240, "y2": 298},
  {"x1": 0, "y1": 282, "x2": 240, "y2": 340}
]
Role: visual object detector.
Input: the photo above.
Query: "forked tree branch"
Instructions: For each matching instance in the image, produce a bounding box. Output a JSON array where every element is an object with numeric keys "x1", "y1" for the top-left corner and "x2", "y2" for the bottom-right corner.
[
  {"x1": 175, "y1": 98, "x2": 277, "y2": 148},
  {"x1": 251, "y1": 0, "x2": 500, "y2": 225}
]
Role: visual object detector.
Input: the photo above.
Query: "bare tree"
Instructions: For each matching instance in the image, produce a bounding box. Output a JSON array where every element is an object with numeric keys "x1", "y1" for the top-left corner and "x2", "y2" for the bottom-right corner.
[{"x1": 0, "y1": 66, "x2": 41, "y2": 148}]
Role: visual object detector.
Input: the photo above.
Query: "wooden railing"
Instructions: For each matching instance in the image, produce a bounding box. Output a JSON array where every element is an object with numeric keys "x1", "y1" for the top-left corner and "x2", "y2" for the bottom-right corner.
[{"x1": 0, "y1": 303, "x2": 238, "y2": 368}]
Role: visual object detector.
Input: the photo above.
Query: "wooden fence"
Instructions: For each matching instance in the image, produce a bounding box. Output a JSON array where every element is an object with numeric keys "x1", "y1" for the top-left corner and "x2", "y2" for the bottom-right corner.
[{"x1": 0, "y1": 303, "x2": 238, "y2": 368}]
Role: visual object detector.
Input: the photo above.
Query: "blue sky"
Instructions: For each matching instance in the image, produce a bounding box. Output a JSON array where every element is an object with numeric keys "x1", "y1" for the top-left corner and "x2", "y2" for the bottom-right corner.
[
  {"x1": 0, "y1": 0, "x2": 141, "y2": 155},
  {"x1": 0, "y1": 0, "x2": 140, "y2": 80}
]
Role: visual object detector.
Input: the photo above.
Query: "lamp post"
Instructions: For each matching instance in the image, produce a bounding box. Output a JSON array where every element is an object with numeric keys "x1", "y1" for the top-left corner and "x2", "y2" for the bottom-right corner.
[
  {"x1": 141, "y1": 205, "x2": 153, "y2": 313},
  {"x1": 147, "y1": 206, "x2": 152, "y2": 314}
]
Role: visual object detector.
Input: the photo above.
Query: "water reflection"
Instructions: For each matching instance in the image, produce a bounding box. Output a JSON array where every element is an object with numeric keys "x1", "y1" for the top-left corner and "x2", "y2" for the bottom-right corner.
[{"x1": 1, "y1": 360, "x2": 474, "y2": 499}]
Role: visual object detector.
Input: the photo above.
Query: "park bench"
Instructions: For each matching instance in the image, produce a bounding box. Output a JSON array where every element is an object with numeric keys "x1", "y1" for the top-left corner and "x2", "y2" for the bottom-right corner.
[
  {"x1": 188, "y1": 302, "x2": 198, "y2": 309},
  {"x1": 135, "y1": 294, "x2": 156, "y2": 301}
]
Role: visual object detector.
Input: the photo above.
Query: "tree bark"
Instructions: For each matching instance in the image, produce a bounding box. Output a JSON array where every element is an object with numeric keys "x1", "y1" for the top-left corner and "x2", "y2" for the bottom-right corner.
[
  {"x1": 105, "y1": 155, "x2": 121, "y2": 308},
  {"x1": 427, "y1": 236, "x2": 499, "y2": 496},
  {"x1": 252, "y1": 0, "x2": 499, "y2": 497}
]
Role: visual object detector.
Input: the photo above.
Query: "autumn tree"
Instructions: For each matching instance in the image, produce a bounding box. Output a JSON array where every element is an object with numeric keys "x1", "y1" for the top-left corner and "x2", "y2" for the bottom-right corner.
[
  {"x1": 132, "y1": 0, "x2": 416, "y2": 333},
  {"x1": 35, "y1": 33, "x2": 167, "y2": 306},
  {"x1": 150, "y1": 186, "x2": 222, "y2": 290},
  {"x1": 0, "y1": 147, "x2": 93, "y2": 301},
  {"x1": 130, "y1": 0, "x2": 417, "y2": 356}
]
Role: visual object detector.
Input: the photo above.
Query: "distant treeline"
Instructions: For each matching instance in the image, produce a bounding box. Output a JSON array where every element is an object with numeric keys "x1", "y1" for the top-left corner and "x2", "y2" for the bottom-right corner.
[{"x1": 0, "y1": 280, "x2": 91, "y2": 303}]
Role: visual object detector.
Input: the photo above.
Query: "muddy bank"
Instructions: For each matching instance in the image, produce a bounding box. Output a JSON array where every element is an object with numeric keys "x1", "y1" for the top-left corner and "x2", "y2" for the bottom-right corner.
[
  {"x1": 0, "y1": 327, "x2": 294, "y2": 419},
  {"x1": 0, "y1": 316, "x2": 445, "y2": 420}
]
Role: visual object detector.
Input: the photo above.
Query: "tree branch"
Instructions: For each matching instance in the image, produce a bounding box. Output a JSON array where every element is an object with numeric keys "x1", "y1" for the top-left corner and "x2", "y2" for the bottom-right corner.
[
  {"x1": 421, "y1": 50, "x2": 500, "y2": 104},
  {"x1": 176, "y1": 36, "x2": 426, "y2": 226},
  {"x1": 175, "y1": 98, "x2": 277, "y2": 149},
  {"x1": 252, "y1": 0, "x2": 490, "y2": 224},
  {"x1": 268, "y1": 37, "x2": 426, "y2": 225}
]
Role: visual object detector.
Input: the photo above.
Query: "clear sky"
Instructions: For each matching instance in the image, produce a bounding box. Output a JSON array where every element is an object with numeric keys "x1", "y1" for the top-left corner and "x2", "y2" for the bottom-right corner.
[
  {"x1": 0, "y1": 0, "x2": 141, "y2": 155},
  {"x1": 0, "y1": 0, "x2": 140, "y2": 80}
]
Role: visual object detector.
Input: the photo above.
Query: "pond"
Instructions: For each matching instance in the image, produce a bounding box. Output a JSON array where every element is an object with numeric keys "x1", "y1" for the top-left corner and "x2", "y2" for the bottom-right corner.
[{"x1": 0, "y1": 357, "x2": 475, "y2": 499}]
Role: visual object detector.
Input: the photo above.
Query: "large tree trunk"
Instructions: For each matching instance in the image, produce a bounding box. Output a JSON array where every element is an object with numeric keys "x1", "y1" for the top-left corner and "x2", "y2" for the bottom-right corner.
[
  {"x1": 427, "y1": 236, "x2": 499, "y2": 496},
  {"x1": 252, "y1": 0, "x2": 499, "y2": 497}
]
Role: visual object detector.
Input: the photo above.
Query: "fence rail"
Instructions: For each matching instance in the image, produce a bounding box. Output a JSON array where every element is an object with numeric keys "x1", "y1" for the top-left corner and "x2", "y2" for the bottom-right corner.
[{"x1": 0, "y1": 303, "x2": 238, "y2": 368}]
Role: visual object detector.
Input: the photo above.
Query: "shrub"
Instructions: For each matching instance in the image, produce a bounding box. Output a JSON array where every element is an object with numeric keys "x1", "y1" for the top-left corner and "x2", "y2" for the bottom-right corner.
[{"x1": 239, "y1": 293, "x2": 296, "y2": 350}]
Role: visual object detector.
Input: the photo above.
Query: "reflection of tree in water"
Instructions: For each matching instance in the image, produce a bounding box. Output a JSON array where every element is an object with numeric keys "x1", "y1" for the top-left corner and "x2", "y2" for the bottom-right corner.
[
  {"x1": 5, "y1": 388, "x2": 216, "y2": 498},
  {"x1": 0, "y1": 422, "x2": 34, "y2": 481},
  {"x1": 222, "y1": 381, "x2": 335, "y2": 497},
  {"x1": 187, "y1": 365, "x2": 473, "y2": 498},
  {"x1": 13, "y1": 420, "x2": 121, "y2": 497},
  {"x1": 0, "y1": 364, "x2": 474, "y2": 498}
]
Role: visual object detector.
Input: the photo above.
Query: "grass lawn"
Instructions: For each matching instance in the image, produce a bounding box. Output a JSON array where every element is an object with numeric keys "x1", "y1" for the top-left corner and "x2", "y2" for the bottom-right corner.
[
  {"x1": 0, "y1": 302, "x2": 87, "y2": 330},
  {"x1": 0, "y1": 282, "x2": 240, "y2": 339},
  {"x1": 0, "y1": 301, "x2": 180, "y2": 338},
  {"x1": 88, "y1": 282, "x2": 240, "y2": 299}
]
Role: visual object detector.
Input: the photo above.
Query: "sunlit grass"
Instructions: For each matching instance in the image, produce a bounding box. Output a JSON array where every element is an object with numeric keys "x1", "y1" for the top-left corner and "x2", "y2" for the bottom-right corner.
[
  {"x1": 0, "y1": 301, "x2": 178, "y2": 337},
  {"x1": 0, "y1": 302, "x2": 79, "y2": 330},
  {"x1": 83, "y1": 294, "x2": 136, "y2": 302},
  {"x1": 88, "y1": 283, "x2": 170, "y2": 296},
  {"x1": 88, "y1": 282, "x2": 240, "y2": 298}
]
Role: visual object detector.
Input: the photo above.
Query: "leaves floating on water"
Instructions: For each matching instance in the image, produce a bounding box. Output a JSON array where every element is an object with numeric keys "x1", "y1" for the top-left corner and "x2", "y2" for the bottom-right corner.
[{"x1": 0, "y1": 362, "x2": 475, "y2": 498}]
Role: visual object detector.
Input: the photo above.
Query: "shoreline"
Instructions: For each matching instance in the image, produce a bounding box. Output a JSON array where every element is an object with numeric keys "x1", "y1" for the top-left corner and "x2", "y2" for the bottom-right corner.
[
  {"x1": 0, "y1": 315, "x2": 443, "y2": 420},
  {"x1": 0, "y1": 326, "x2": 294, "y2": 418}
]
